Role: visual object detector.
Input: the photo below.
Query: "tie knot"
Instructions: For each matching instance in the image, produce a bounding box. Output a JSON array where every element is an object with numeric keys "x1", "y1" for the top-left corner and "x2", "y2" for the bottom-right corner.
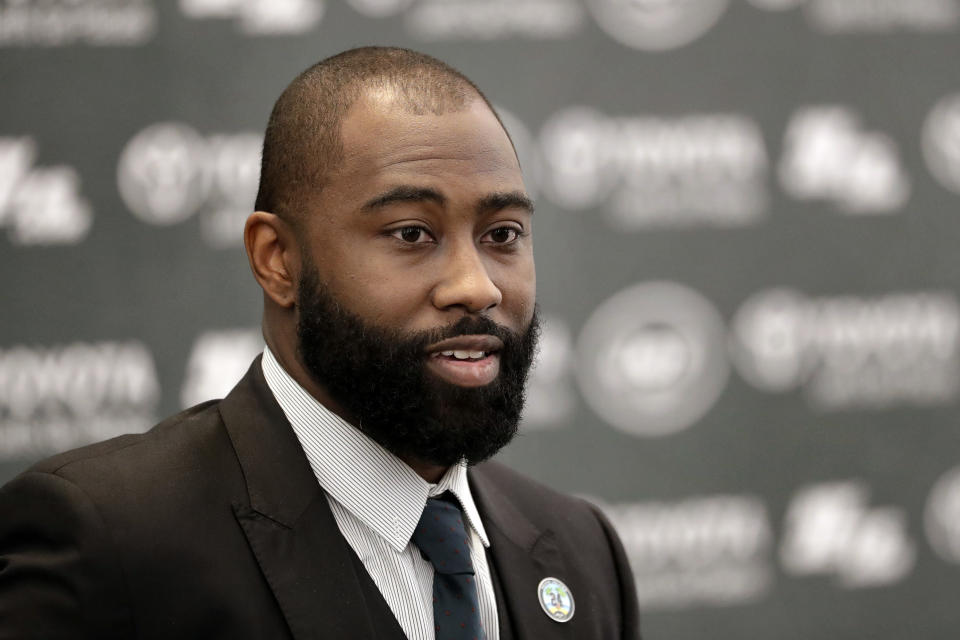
[{"x1": 412, "y1": 495, "x2": 474, "y2": 575}]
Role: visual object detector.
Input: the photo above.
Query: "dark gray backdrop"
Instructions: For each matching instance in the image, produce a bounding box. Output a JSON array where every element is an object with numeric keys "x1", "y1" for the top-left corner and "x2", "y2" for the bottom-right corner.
[{"x1": 3, "y1": 1, "x2": 960, "y2": 638}]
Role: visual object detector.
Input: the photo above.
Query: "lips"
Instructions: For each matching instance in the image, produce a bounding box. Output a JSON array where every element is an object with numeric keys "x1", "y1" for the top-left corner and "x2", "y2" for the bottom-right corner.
[{"x1": 425, "y1": 334, "x2": 504, "y2": 387}]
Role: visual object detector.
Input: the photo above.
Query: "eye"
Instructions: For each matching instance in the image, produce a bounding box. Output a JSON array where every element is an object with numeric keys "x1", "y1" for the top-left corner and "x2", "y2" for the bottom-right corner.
[
  {"x1": 482, "y1": 226, "x2": 522, "y2": 245},
  {"x1": 391, "y1": 226, "x2": 434, "y2": 244}
]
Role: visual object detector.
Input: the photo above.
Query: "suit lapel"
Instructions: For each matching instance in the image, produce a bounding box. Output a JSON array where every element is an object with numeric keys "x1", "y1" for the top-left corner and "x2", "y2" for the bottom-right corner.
[
  {"x1": 232, "y1": 497, "x2": 384, "y2": 640},
  {"x1": 470, "y1": 466, "x2": 575, "y2": 640},
  {"x1": 220, "y1": 359, "x2": 398, "y2": 640},
  {"x1": 486, "y1": 547, "x2": 516, "y2": 640}
]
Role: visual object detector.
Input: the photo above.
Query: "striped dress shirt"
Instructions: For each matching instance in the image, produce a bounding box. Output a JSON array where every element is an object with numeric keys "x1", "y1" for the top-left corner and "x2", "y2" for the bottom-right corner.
[{"x1": 261, "y1": 347, "x2": 500, "y2": 640}]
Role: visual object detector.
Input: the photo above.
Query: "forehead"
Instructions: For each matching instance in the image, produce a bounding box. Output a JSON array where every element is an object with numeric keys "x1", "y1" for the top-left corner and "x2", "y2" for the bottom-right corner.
[{"x1": 331, "y1": 92, "x2": 524, "y2": 192}]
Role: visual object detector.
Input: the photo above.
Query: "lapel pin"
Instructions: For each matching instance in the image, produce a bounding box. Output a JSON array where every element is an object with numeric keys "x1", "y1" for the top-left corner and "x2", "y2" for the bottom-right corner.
[{"x1": 537, "y1": 577, "x2": 575, "y2": 623}]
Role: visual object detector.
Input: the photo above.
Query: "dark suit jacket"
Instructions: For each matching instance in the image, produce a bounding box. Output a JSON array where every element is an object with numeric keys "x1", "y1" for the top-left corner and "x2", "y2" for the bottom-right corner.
[{"x1": 0, "y1": 358, "x2": 640, "y2": 639}]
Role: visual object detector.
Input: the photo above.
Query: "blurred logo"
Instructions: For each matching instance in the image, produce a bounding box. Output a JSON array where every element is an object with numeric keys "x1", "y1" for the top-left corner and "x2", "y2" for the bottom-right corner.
[
  {"x1": 0, "y1": 341, "x2": 159, "y2": 459},
  {"x1": 779, "y1": 106, "x2": 910, "y2": 214},
  {"x1": 179, "y1": 0, "x2": 324, "y2": 34},
  {"x1": 404, "y1": 0, "x2": 582, "y2": 40},
  {"x1": 585, "y1": 0, "x2": 729, "y2": 51},
  {"x1": 594, "y1": 494, "x2": 773, "y2": 609},
  {"x1": 576, "y1": 282, "x2": 730, "y2": 436},
  {"x1": 522, "y1": 314, "x2": 575, "y2": 429},
  {"x1": 540, "y1": 108, "x2": 768, "y2": 229},
  {"x1": 117, "y1": 122, "x2": 261, "y2": 247},
  {"x1": 117, "y1": 123, "x2": 209, "y2": 226},
  {"x1": 731, "y1": 289, "x2": 960, "y2": 410},
  {"x1": 781, "y1": 481, "x2": 915, "y2": 587},
  {"x1": 924, "y1": 466, "x2": 960, "y2": 564},
  {"x1": 748, "y1": 0, "x2": 959, "y2": 33},
  {"x1": 180, "y1": 329, "x2": 264, "y2": 408},
  {"x1": 0, "y1": 0, "x2": 156, "y2": 46},
  {"x1": 0, "y1": 137, "x2": 92, "y2": 245},
  {"x1": 923, "y1": 92, "x2": 960, "y2": 196}
]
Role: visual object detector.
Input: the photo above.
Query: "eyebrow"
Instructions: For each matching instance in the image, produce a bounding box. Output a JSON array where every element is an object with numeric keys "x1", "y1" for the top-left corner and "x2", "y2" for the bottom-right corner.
[
  {"x1": 475, "y1": 191, "x2": 535, "y2": 216},
  {"x1": 360, "y1": 185, "x2": 534, "y2": 216},
  {"x1": 361, "y1": 186, "x2": 446, "y2": 212}
]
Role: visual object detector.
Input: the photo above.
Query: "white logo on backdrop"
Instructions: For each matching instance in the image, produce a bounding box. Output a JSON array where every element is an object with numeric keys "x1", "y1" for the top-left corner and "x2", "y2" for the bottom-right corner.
[
  {"x1": 404, "y1": 0, "x2": 583, "y2": 40},
  {"x1": 577, "y1": 282, "x2": 730, "y2": 437},
  {"x1": 779, "y1": 106, "x2": 910, "y2": 214},
  {"x1": 522, "y1": 315, "x2": 575, "y2": 428},
  {"x1": 593, "y1": 494, "x2": 773, "y2": 610},
  {"x1": 117, "y1": 124, "x2": 209, "y2": 226},
  {"x1": 923, "y1": 92, "x2": 960, "y2": 196},
  {"x1": 540, "y1": 108, "x2": 768, "y2": 229},
  {"x1": 747, "y1": 0, "x2": 959, "y2": 33},
  {"x1": 495, "y1": 106, "x2": 542, "y2": 200},
  {"x1": 0, "y1": 341, "x2": 159, "y2": 459},
  {"x1": 731, "y1": 289, "x2": 960, "y2": 410},
  {"x1": 0, "y1": 137, "x2": 92, "y2": 245},
  {"x1": 0, "y1": 0, "x2": 156, "y2": 46},
  {"x1": 781, "y1": 481, "x2": 915, "y2": 587},
  {"x1": 180, "y1": 0, "x2": 324, "y2": 34},
  {"x1": 585, "y1": 0, "x2": 729, "y2": 51},
  {"x1": 539, "y1": 107, "x2": 611, "y2": 211},
  {"x1": 924, "y1": 466, "x2": 960, "y2": 564},
  {"x1": 180, "y1": 329, "x2": 264, "y2": 408},
  {"x1": 117, "y1": 122, "x2": 262, "y2": 247}
]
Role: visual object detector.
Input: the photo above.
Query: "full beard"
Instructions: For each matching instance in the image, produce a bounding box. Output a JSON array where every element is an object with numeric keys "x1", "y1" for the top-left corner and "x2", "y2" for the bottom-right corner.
[{"x1": 295, "y1": 265, "x2": 540, "y2": 468}]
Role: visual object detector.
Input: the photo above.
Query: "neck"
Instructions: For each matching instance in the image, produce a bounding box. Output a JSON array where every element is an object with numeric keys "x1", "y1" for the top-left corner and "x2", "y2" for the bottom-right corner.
[{"x1": 403, "y1": 458, "x2": 448, "y2": 484}]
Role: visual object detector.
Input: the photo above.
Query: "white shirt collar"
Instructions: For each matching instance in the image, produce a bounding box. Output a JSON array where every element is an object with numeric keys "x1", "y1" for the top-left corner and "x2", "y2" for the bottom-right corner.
[{"x1": 260, "y1": 346, "x2": 490, "y2": 553}]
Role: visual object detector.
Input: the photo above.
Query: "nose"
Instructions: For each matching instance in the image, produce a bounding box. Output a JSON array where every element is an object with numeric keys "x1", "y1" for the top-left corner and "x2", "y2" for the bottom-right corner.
[{"x1": 431, "y1": 242, "x2": 502, "y2": 314}]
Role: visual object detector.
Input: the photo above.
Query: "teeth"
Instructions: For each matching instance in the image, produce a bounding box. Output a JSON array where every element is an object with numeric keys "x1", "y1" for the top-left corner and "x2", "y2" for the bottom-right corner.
[{"x1": 437, "y1": 350, "x2": 488, "y2": 360}]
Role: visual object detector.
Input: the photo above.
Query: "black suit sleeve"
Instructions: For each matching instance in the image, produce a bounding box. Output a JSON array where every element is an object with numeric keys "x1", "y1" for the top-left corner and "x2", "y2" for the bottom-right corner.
[
  {"x1": 588, "y1": 502, "x2": 642, "y2": 640},
  {"x1": 0, "y1": 471, "x2": 134, "y2": 640}
]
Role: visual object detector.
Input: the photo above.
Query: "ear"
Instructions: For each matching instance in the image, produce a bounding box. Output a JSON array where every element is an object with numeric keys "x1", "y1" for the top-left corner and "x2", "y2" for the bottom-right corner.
[{"x1": 244, "y1": 211, "x2": 299, "y2": 308}]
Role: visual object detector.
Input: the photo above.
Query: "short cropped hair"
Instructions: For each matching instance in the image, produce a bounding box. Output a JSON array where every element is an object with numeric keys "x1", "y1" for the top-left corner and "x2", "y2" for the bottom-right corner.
[{"x1": 254, "y1": 46, "x2": 508, "y2": 223}]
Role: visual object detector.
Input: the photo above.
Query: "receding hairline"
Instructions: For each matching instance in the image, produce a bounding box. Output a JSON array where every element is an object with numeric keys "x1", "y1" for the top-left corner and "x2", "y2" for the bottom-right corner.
[
  {"x1": 254, "y1": 47, "x2": 516, "y2": 223},
  {"x1": 337, "y1": 87, "x2": 510, "y2": 157}
]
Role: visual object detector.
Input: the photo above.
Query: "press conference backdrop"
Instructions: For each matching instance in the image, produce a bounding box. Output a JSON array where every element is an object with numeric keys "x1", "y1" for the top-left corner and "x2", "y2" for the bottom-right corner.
[{"x1": 3, "y1": 0, "x2": 960, "y2": 637}]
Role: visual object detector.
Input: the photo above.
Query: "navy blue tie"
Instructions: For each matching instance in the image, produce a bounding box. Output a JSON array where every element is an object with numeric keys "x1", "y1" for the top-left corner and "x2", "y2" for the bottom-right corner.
[{"x1": 412, "y1": 494, "x2": 485, "y2": 640}]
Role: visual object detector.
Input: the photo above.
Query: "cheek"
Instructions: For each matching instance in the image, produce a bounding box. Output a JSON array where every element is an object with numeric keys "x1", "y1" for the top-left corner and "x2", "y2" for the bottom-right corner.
[
  {"x1": 496, "y1": 257, "x2": 537, "y2": 323},
  {"x1": 360, "y1": 284, "x2": 428, "y2": 326},
  {"x1": 302, "y1": 234, "x2": 391, "y2": 314},
  {"x1": 325, "y1": 257, "x2": 429, "y2": 325}
]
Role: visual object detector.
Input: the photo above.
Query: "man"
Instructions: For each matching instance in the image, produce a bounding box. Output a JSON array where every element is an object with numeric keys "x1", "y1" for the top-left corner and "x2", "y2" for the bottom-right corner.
[{"x1": 0, "y1": 47, "x2": 640, "y2": 639}]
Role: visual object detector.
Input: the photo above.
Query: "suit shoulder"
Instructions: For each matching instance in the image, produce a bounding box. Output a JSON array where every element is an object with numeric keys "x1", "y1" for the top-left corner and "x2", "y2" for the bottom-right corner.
[
  {"x1": 24, "y1": 400, "x2": 223, "y2": 483},
  {"x1": 471, "y1": 459, "x2": 595, "y2": 516}
]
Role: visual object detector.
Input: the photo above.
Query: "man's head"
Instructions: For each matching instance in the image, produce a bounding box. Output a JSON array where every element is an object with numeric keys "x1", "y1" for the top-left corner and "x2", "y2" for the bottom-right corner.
[
  {"x1": 244, "y1": 47, "x2": 538, "y2": 473},
  {"x1": 255, "y1": 46, "x2": 509, "y2": 225}
]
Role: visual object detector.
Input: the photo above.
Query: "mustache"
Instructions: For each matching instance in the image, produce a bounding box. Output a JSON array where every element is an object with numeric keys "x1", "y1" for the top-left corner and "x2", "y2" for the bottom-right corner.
[{"x1": 409, "y1": 315, "x2": 519, "y2": 350}]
